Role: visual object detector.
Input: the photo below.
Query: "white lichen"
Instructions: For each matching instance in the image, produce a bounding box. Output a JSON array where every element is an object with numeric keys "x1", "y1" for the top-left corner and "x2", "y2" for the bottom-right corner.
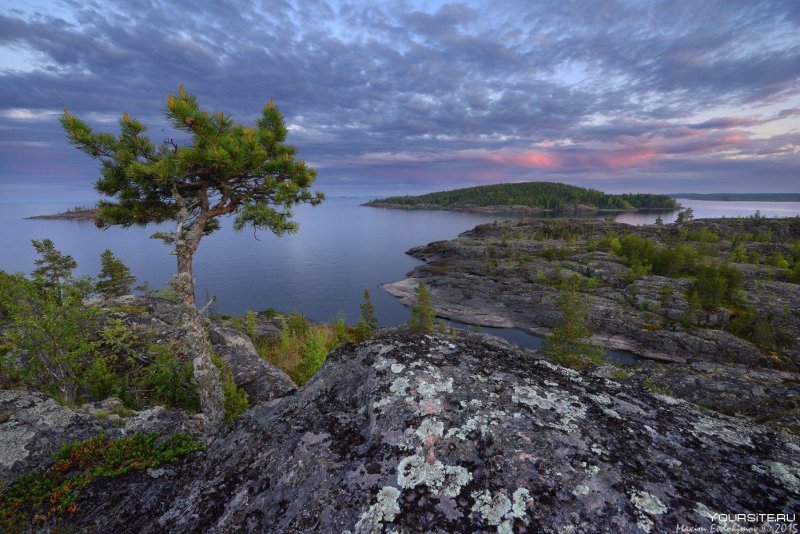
[
  {"x1": 691, "y1": 417, "x2": 753, "y2": 448},
  {"x1": 354, "y1": 486, "x2": 401, "y2": 533},
  {"x1": 472, "y1": 487, "x2": 530, "y2": 531},
  {"x1": 442, "y1": 465, "x2": 473, "y2": 497},
  {"x1": 753, "y1": 461, "x2": 800, "y2": 494},
  {"x1": 471, "y1": 490, "x2": 512, "y2": 526},
  {"x1": 572, "y1": 484, "x2": 590, "y2": 496},
  {"x1": 630, "y1": 490, "x2": 667, "y2": 515},
  {"x1": 512, "y1": 386, "x2": 586, "y2": 432},
  {"x1": 417, "y1": 377, "x2": 453, "y2": 399},
  {"x1": 0, "y1": 423, "x2": 35, "y2": 467},
  {"x1": 390, "y1": 363, "x2": 406, "y2": 374},
  {"x1": 396, "y1": 454, "x2": 472, "y2": 498},
  {"x1": 415, "y1": 418, "x2": 444, "y2": 441},
  {"x1": 389, "y1": 377, "x2": 411, "y2": 396},
  {"x1": 445, "y1": 411, "x2": 507, "y2": 440}
]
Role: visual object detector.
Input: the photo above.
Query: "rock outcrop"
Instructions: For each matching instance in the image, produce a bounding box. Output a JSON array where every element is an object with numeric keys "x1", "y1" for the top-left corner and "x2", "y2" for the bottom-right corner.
[
  {"x1": 0, "y1": 389, "x2": 203, "y2": 484},
  {"x1": 63, "y1": 330, "x2": 798, "y2": 532},
  {"x1": 207, "y1": 323, "x2": 296, "y2": 403}
]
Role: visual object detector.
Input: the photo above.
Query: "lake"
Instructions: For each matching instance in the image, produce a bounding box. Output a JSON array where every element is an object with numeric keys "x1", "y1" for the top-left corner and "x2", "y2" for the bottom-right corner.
[{"x1": 1, "y1": 196, "x2": 798, "y2": 359}]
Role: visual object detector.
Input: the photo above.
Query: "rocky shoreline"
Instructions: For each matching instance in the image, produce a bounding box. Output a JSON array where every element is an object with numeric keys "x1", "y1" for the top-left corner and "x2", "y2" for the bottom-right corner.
[{"x1": 383, "y1": 217, "x2": 800, "y2": 432}]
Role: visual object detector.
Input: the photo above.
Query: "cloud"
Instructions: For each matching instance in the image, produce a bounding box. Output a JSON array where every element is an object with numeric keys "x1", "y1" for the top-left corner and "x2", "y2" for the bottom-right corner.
[{"x1": 0, "y1": 0, "x2": 798, "y2": 198}]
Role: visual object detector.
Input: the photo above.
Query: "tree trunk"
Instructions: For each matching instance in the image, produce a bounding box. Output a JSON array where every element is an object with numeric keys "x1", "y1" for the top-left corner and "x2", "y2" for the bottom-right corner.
[
  {"x1": 175, "y1": 240, "x2": 198, "y2": 308},
  {"x1": 173, "y1": 237, "x2": 225, "y2": 434}
]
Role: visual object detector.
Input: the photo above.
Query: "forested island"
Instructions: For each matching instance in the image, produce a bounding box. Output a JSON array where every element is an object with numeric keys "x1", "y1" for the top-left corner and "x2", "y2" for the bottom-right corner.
[
  {"x1": 671, "y1": 193, "x2": 800, "y2": 202},
  {"x1": 365, "y1": 181, "x2": 681, "y2": 212}
]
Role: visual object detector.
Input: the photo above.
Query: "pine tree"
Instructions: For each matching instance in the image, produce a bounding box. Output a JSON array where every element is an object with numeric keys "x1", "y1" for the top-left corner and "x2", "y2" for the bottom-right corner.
[
  {"x1": 356, "y1": 288, "x2": 378, "y2": 340},
  {"x1": 541, "y1": 288, "x2": 605, "y2": 367},
  {"x1": 675, "y1": 207, "x2": 694, "y2": 224},
  {"x1": 61, "y1": 85, "x2": 322, "y2": 308},
  {"x1": 61, "y1": 86, "x2": 323, "y2": 431},
  {"x1": 96, "y1": 249, "x2": 136, "y2": 296},
  {"x1": 409, "y1": 282, "x2": 435, "y2": 333},
  {"x1": 31, "y1": 238, "x2": 76, "y2": 288}
]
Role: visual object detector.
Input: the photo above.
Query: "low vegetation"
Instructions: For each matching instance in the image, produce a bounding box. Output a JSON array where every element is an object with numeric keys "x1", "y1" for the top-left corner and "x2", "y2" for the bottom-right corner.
[
  {"x1": 0, "y1": 241, "x2": 254, "y2": 421},
  {"x1": 0, "y1": 431, "x2": 203, "y2": 530},
  {"x1": 235, "y1": 289, "x2": 381, "y2": 386}
]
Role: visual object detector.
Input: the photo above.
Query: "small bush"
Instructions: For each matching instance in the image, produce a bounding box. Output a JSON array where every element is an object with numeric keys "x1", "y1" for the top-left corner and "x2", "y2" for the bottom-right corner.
[
  {"x1": 136, "y1": 346, "x2": 200, "y2": 412},
  {"x1": 245, "y1": 310, "x2": 257, "y2": 339},
  {"x1": 409, "y1": 282, "x2": 435, "y2": 333},
  {"x1": 211, "y1": 353, "x2": 249, "y2": 423},
  {"x1": 292, "y1": 327, "x2": 332, "y2": 385},
  {"x1": 286, "y1": 311, "x2": 309, "y2": 337}
]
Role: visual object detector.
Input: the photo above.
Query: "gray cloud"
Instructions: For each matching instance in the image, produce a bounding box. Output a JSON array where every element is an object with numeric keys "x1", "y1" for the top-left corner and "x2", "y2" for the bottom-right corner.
[{"x1": 0, "y1": 0, "x2": 798, "y2": 198}]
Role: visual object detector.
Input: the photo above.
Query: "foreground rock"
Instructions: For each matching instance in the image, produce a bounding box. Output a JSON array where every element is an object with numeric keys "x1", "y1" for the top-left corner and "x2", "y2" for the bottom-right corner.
[{"x1": 65, "y1": 330, "x2": 798, "y2": 532}]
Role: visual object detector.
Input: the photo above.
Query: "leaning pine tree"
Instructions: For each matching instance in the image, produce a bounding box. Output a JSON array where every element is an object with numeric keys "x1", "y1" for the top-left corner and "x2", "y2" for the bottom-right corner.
[{"x1": 61, "y1": 85, "x2": 323, "y2": 431}]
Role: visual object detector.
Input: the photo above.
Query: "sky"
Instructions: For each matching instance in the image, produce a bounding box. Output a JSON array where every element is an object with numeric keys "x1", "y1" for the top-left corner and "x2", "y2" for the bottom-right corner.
[{"x1": 0, "y1": 0, "x2": 798, "y2": 201}]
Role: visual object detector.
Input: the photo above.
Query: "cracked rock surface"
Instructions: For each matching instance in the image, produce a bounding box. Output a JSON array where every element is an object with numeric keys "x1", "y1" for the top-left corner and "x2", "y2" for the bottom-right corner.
[{"x1": 66, "y1": 330, "x2": 798, "y2": 533}]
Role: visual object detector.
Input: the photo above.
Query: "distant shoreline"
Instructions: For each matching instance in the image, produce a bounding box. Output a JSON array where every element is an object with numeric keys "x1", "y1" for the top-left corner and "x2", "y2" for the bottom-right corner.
[
  {"x1": 671, "y1": 193, "x2": 800, "y2": 202},
  {"x1": 26, "y1": 207, "x2": 98, "y2": 221}
]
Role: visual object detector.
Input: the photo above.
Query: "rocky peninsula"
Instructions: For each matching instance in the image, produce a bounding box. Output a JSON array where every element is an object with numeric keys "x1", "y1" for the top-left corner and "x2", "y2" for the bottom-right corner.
[{"x1": 384, "y1": 216, "x2": 800, "y2": 433}]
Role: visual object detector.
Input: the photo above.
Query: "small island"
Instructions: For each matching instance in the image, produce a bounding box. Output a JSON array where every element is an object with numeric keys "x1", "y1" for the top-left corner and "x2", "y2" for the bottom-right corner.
[
  {"x1": 26, "y1": 206, "x2": 98, "y2": 221},
  {"x1": 365, "y1": 181, "x2": 681, "y2": 213}
]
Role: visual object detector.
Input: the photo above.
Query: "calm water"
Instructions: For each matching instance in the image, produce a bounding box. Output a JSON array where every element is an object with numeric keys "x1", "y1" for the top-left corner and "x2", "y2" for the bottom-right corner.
[{"x1": 1, "y1": 196, "x2": 798, "y2": 360}]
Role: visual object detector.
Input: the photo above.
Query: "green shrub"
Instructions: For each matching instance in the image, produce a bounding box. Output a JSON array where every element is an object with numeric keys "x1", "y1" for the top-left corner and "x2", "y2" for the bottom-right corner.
[
  {"x1": 767, "y1": 252, "x2": 790, "y2": 269},
  {"x1": 292, "y1": 327, "x2": 332, "y2": 385},
  {"x1": 658, "y1": 285, "x2": 673, "y2": 306},
  {"x1": 333, "y1": 313, "x2": 352, "y2": 345},
  {"x1": 729, "y1": 243, "x2": 746, "y2": 263},
  {"x1": 355, "y1": 288, "x2": 378, "y2": 341},
  {"x1": 725, "y1": 308, "x2": 775, "y2": 348},
  {"x1": 689, "y1": 263, "x2": 743, "y2": 310},
  {"x1": 84, "y1": 355, "x2": 121, "y2": 400},
  {"x1": 286, "y1": 311, "x2": 309, "y2": 337},
  {"x1": 5, "y1": 283, "x2": 100, "y2": 405},
  {"x1": 96, "y1": 249, "x2": 136, "y2": 296},
  {"x1": 136, "y1": 346, "x2": 200, "y2": 412},
  {"x1": 245, "y1": 310, "x2": 257, "y2": 339},
  {"x1": 155, "y1": 282, "x2": 179, "y2": 303},
  {"x1": 211, "y1": 353, "x2": 249, "y2": 423}
]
